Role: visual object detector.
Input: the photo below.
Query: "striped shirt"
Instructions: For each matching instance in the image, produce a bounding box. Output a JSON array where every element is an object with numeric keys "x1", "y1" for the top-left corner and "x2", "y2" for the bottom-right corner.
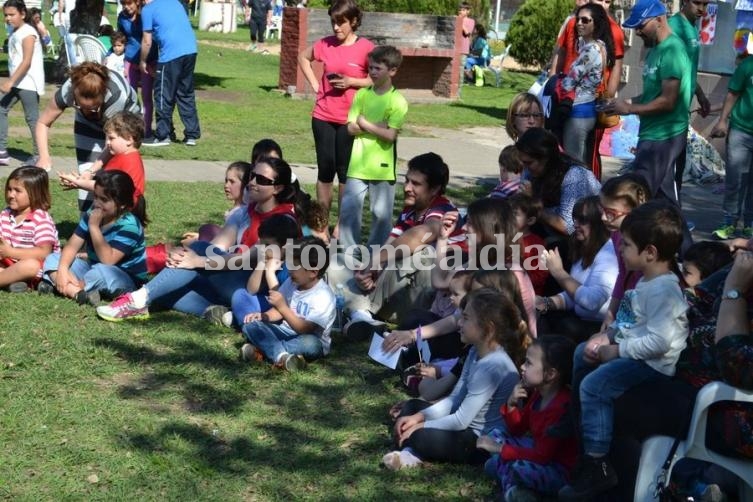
[
  {"x1": 389, "y1": 195, "x2": 467, "y2": 250},
  {"x1": 55, "y1": 70, "x2": 141, "y2": 165},
  {"x1": 74, "y1": 211, "x2": 147, "y2": 283},
  {"x1": 0, "y1": 208, "x2": 60, "y2": 277}
]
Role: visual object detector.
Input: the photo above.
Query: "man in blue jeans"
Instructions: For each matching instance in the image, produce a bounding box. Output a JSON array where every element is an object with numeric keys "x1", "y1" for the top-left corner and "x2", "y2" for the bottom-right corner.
[{"x1": 140, "y1": 0, "x2": 200, "y2": 147}]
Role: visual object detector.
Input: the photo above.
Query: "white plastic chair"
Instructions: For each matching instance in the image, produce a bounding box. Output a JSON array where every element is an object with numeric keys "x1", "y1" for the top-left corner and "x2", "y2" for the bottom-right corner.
[
  {"x1": 265, "y1": 14, "x2": 282, "y2": 40},
  {"x1": 73, "y1": 34, "x2": 107, "y2": 65},
  {"x1": 634, "y1": 381, "x2": 753, "y2": 502},
  {"x1": 484, "y1": 43, "x2": 511, "y2": 88}
]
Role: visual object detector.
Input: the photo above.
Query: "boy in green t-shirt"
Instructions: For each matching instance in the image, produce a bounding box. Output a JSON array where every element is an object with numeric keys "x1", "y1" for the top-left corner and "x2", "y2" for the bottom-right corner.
[{"x1": 338, "y1": 45, "x2": 408, "y2": 252}]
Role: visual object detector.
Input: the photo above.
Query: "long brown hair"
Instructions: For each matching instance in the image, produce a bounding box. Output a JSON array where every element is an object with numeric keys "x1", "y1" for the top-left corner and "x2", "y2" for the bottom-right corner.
[
  {"x1": 462, "y1": 288, "x2": 528, "y2": 366},
  {"x1": 570, "y1": 195, "x2": 610, "y2": 268}
]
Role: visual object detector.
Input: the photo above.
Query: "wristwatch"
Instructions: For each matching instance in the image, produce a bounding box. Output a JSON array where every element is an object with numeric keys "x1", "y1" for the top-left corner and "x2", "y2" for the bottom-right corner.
[{"x1": 722, "y1": 289, "x2": 743, "y2": 301}]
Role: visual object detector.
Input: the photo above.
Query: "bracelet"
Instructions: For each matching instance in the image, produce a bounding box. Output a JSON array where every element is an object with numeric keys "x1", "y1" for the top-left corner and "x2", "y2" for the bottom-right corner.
[{"x1": 544, "y1": 297, "x2": 555, "y2": 312}]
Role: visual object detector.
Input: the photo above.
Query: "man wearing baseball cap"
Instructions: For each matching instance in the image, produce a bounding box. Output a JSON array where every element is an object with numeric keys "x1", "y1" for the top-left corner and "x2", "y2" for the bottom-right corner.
[{"x1": 597, "y1": 0, "x2": 692, "y2": 220}]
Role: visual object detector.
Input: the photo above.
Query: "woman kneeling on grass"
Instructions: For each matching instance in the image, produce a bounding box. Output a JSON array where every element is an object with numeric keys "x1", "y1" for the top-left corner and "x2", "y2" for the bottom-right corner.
[{"x1": 382, "y1": 288, "x2": 523, "y2": 469}]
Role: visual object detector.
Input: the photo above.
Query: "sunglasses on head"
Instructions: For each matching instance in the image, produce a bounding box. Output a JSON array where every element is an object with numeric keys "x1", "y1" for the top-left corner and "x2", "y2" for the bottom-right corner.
[{"x1": 248, "y1": 172, "x2": 277, "y2": 186}]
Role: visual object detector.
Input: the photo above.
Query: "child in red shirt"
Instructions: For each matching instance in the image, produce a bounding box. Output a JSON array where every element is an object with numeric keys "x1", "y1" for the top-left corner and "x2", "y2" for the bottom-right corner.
[
  {"x1": 59, "y1": 111, "x2": 146, "y2": 213},
  {"x1": 509, "y1": 193, "x2": 548, "y2": 295},
  {"x1": 477, "y1": 335, "x2": 577, "y2": 500}
]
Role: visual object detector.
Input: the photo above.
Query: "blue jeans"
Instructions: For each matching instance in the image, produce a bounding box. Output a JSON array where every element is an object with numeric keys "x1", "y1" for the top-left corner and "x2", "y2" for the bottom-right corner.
[
  {"x1": 154, "y1": 53, "x2": 200, "y2": 141},
  {"x1": 337, "y1": 177, "x2": 396, "y2": 251},
  {"x1": 0, "y1": 87, "x2": 39, "y2": 153},
  {"x1": 723, "y1": 127, "x2": 753, "y2": 226},
  {"x1": 42, "y1": 253, "x2": 137, "y2": 294},
  {"x1": 242, "y1": 321, "x2": 324, "y2": 363},
  {"x1": 144, "y1": 241, "x2": 251, "y2": 316},
  {"x1": 230, "y1": 288, "x2": 272, "y2": 326},
  {"x1": 573, "y1": 341, "x2": 669, "y2": 455}
]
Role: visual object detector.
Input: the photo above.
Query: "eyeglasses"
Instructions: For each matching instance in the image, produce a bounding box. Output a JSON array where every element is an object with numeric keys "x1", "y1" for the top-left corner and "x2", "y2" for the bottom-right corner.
[
  {"x1": 600, "y1": 204, "x2": 629, "y2": 222},
  {"x1": 72, "y1": 99, "x2": 101, "y2": 115},
  {"x1": 248, "y1": 172, "x2": 278, "y2": 186},
  {"x1": 514, "y1": 112, "x2": 544, "y2": 119},
  {"x1": 577, "y1": 16, "x2": 593, "y2": 24}
]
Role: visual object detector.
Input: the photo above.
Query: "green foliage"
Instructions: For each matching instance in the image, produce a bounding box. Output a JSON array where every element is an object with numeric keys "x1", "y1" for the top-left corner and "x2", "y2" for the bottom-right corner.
[{"x1": 505, "y1": 0, "x2": 572, "y2": 69}]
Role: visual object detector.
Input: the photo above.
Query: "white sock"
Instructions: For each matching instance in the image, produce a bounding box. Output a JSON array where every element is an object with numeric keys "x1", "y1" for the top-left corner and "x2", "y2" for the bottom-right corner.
[
  {"x1": 129, "y1": 287, "x2": 148, "y2": 308},
  {"x1": 276, "y1": 352, "x2": 289, "y2": 365},
  {"x1": 398, "y1": 449, "x2": 422, "y2": 467}
]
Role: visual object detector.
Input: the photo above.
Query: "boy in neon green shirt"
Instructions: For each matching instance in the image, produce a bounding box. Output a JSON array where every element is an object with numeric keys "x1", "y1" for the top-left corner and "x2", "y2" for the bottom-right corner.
[{"x1": 338, "y1": 45, "x2": 408, "y2": 251}]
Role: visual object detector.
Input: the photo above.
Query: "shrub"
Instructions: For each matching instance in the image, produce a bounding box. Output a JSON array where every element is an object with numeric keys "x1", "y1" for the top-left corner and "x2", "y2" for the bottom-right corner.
[{"x1": 505, "y1": 0, "x2": 572, "y2": 69}]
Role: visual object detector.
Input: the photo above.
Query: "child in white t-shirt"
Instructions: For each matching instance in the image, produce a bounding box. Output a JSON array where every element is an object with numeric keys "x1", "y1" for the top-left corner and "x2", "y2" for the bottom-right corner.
[
  {"x1": 240, "y1": 237, "x2": 336, "y2": 371},
  {"x1": 104, "y1": 31, "x2": 126, "y2": 78}
]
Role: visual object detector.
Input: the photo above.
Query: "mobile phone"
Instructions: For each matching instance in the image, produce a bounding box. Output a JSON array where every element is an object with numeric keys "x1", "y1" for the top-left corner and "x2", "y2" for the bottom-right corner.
[{"x1": 326, "y1": 73, "x2": 341, "y2": 81}]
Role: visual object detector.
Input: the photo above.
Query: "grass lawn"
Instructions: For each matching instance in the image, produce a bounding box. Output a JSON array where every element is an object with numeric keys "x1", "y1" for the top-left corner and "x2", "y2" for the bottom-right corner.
[
  {"x1": 1, "y1": 11, "x2": 534, "y2": 165},
  {"x1": 0, "y1": 181, "x2": 495, "y2": 501},
  {"x1": 0, "y1": 12, "x2": 531, "y2": 500}
]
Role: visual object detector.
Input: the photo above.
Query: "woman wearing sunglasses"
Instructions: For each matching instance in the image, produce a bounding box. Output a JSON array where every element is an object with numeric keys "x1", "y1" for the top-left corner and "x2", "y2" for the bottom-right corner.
[
  {"x1": 559, "y1": 4, "x2": 615, "y2": 168},
  {"x1": 35, "y1": 62, "x2": 140, "y2": 172},
  {"x1": 97, "y1": 156, "x2": 303, "y2": 322}
]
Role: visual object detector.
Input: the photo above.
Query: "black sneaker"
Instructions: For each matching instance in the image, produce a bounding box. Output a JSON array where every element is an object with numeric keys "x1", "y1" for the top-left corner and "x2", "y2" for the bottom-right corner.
[
  {"x1": 558, "y1": 456, "x2": 618, "y2": 500},
  {"x1": 75, "y1": 289, "x2": 101, "y2": 306},
  {"x1": 8, "y1": 281, "x2": 28, "y2": 293},
  {"x1": 37, "y1": 281, "x2": 55, "y2": 295},
  {"x1": 142, "y1": 137, "x2": 171, "y2": 147}
]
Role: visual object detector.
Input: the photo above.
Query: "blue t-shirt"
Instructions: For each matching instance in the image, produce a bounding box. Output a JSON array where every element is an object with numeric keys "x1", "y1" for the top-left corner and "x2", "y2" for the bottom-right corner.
[
  {"x1": 74, "y1": 211, "x2": 147, "y2": 283},
  {"x1": 140, "y1": 0, "x2": 197, "y2": 63},
  {"x1": 118, "y1": 12, "x2": 157, "y2": 64}
]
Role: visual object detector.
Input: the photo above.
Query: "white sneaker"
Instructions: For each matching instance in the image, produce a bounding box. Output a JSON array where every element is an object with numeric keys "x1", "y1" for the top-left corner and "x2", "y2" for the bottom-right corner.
[{"x1": 221, "y1": 311, "x2": 233, "y2": 328}]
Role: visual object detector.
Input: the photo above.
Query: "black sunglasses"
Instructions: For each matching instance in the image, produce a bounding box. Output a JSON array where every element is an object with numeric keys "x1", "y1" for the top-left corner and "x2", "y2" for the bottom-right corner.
[
  {"x1": 248, "y1": 172, "x2": 278, "y2": 186},
  {"x1": 577, "y1": 16, "x2": 593, "y2": 24}
]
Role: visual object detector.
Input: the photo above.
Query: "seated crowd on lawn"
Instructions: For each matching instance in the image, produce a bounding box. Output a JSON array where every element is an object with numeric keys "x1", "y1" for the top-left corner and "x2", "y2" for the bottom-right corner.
[{"x1": 0, "y1": 0, "x2": 752, "y2": 499}]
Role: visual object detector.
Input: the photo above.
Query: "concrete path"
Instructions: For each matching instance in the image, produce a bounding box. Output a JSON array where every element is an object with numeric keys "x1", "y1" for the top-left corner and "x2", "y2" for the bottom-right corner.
[{"x1": 4, "y1": 124, "x2": 723, "y2": 241}]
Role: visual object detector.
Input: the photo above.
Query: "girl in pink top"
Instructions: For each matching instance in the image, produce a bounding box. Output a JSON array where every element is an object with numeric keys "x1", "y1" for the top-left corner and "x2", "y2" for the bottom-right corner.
[
  {"x1": 0, "y1": 166, "x2": 60, "y2": 291},
  {"x1": 297, "y1": 0, "x2": 373, "y2": 226}
]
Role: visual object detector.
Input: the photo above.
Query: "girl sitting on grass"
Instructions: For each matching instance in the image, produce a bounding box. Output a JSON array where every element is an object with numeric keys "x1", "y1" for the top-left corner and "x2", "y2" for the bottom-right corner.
[
  {"x1": 40, "y1": 170, "x2": 147, "y2": 305},
  {"x1": 0, "y1": 166, "x2": 59, "y2": 292},
  {"x1": 382, "y1": 288, "x2": 524, "y2": 470},
  {"x1": 476, "y1": 335, "x2": 577, "y2": 500}
]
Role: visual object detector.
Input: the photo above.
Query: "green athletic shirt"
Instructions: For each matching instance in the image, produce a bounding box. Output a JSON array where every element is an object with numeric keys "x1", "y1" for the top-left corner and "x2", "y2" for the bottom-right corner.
[
  {"x1": 638, "y1": 33, "x2": 692, "y2": 141},
  {"x1": 729, "y1": 56, "x2": 753, "y2": 136},
  {"x1": 346, "y1": 86, "x2": 408, "y2": 181},
  {"x1": 668, "y1": 13, "x2": 700, "y2": 99}
]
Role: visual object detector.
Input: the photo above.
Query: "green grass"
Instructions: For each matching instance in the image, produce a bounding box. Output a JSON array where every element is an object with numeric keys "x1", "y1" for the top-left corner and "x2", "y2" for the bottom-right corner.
[
  {"x1": 0, "y1": 181, "x2": 494, "y2": 501},
  {"x1": 2, "y1": 14, "x2": 533, "y2": 165}
]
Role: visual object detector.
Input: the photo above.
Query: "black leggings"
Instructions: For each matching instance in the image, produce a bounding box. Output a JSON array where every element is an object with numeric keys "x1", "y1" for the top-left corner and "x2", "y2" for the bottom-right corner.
[
  {"x1": 311, "y1": 117, "x2": 353, "y2": 183},
  {"x1": 249, "y1": 16, "x2": 266, "y2": 43},
  {"x1": 397, "y1": 399, "x2": 489, "y2": 465}
]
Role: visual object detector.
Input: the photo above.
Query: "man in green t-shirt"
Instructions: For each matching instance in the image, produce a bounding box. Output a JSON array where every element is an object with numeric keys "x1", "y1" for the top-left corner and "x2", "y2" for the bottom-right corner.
[
  {"x1": 668, "y1": 0, "x2": 711, "y2": 194},
  {"x1": 603, "y1": 0, "x2": 692, "y2": 212},
  {"x1": 338, "y1": 45, "x2": 408, "y2": 253},
  {"x1": 710, "y1": 54, "x2": 753, "y2": 239}
]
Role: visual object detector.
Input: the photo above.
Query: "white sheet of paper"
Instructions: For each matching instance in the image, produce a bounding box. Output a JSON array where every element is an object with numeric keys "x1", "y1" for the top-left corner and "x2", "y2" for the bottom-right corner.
[{"x1": 368, "y1": 333, "x2": 405, "y2": 369}]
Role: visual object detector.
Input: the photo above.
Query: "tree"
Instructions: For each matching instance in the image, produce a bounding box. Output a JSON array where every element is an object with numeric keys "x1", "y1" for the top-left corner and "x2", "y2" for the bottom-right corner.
[{"x1": 505, "y1": 0, "x2": 572, "y2": 69}]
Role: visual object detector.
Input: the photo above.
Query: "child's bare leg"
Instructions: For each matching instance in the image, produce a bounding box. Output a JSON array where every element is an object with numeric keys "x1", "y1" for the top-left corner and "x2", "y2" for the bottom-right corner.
[{"x1": 0, "y1": 260, "x2": 41, "y2": 287}]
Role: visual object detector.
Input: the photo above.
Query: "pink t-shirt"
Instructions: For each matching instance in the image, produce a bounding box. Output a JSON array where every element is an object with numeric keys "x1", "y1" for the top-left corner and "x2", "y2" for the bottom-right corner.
[
  {"x1": 461, "y1": 16, "x2": 475, "y2": 55},
  {"x1": 311, "y1": 35, "x2": 374, "y2": 124}
]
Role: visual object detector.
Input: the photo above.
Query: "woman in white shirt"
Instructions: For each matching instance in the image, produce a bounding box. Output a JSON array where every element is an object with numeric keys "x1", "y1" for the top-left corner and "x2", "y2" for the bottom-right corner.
[{"x1": 536, "y1": 195, "x2": 618, "y2": 341}]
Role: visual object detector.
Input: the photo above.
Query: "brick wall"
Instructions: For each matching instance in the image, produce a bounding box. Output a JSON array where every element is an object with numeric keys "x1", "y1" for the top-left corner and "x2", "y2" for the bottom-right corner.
[{"x1": 278, "y1": 7, "x2": 462, "y2": 99}]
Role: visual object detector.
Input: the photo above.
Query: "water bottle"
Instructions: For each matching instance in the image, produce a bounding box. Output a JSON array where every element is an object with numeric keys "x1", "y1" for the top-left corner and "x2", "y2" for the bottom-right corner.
[{"x1": 334, "y1": 283, "x2": 345, "y2": 333}]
